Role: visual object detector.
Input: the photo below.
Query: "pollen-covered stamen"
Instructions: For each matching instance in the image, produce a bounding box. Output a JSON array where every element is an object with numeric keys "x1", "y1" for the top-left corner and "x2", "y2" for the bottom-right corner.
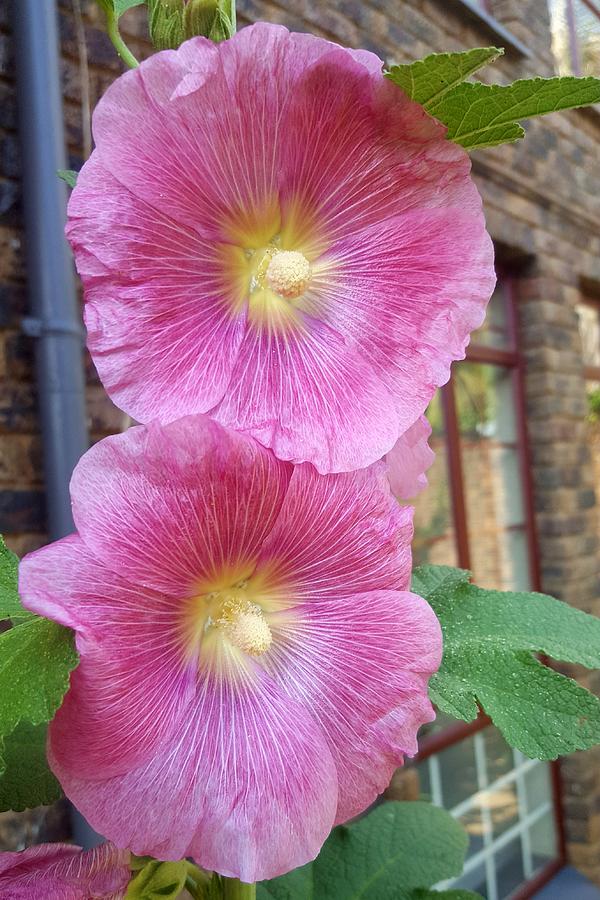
[
  {"x1": 266, "y1": 250, "x2": 311, "y2": 299},
  {"x1": 215, "y1": 598, "x2": 272, "y2": 657}
]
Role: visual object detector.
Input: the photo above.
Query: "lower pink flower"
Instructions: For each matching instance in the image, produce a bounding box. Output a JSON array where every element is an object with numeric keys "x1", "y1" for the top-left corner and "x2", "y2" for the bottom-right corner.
[
  {"x1": 19, "y1": 415, "x2": 442, "y2": 883},
  {"x1": 386, "y1": 416, "x2": 435, "y2": 500},
  {"x1": 0, "y1": 842, "x2": 130, "y2": 899}
]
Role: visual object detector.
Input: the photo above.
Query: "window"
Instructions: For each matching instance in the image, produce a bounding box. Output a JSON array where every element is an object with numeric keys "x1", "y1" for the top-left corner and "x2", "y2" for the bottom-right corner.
[
  {"x1": 410, "y1": 276, "x2": 563, "y2": 898},
  {"x1": 413, "y1": 279, "x2": 535, "y2": 592},
  {"x1": 549, "y1": 0, "x2": 600, "y2": 76},
  {"x1": 576, "y1": 299, "x2": 600, "y2": 530}
]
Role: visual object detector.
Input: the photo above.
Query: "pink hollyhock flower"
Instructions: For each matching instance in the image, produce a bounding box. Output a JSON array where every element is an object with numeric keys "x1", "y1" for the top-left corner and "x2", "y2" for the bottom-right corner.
[
  {"x1": 67, "y1": 23, "x2": 495, "y2": 474},
  {"x1": 20, "y1": 415, "x2": 441, "y2": 883},
  {"x1": 386, "y1": 416, "x2": 435, "y2": 500},
  {"x1": 0, "y1": 842, "x2": 130, "y2": 899}
]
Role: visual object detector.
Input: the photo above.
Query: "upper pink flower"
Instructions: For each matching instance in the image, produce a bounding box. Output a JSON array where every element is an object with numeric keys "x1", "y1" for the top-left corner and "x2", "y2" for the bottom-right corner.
[
  {"x1": 19, "y1": 415, "x2": 441, "y2": 883},
  {"x1": 67, "y1": 23, "x2": 495, "y2": 474},
  {"x1": 0, "y1": 842, "x2": 130, "y2": 899}
]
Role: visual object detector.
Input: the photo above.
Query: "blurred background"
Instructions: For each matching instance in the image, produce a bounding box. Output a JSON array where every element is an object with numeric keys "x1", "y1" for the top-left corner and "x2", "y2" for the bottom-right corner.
[{"x1": 1, "y1": 1, "x2": 600, "y2": 897}]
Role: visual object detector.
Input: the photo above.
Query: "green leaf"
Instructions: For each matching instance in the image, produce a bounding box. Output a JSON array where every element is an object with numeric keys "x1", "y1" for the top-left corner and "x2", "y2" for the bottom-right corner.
[
  {"x1": 0, "y1": 536, "x2": 30, "y2": 622},
  {"x1": 125, "y1": 859, "x2": 189, "y2": 899},
  {"x1": 96, "y1": 0, "x2": 145, "y2": 18},
  {"x1": 430, "y1": 76, "x2": 600, "y2": 150},
  {"x1": 115, "y1": 0, "x2": 145, "y2": 15},
  {"x1": 57, "y1": 169, "x2": 79, "y2": 189},
  {"x1": 0, "y1": 617, "x2": 78, "y2": 738},
  {"x1": 413, "y1": 565, "x2": 600, "y2": 758},
  {"x1": 258, "y1": 801, "x2": 469, "y2": 900},
  {"x1": 386, "y1": 47, "x2": 503, "y2": 108},
  {"x1": 0, "y1": 722, "x2": 62, "y2": 812}
]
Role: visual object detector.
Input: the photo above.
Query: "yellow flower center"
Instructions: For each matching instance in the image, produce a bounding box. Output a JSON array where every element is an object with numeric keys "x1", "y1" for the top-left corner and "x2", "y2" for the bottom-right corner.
[
  {"x1": 213, "y1": 597, "x2": 272, "y2": 657},
  {"x1": 265, "y1": 250, "x2": 312, "y2": 299},
  {"x1": 216, "y1": 196, "x2": 332, "y2": 334}
]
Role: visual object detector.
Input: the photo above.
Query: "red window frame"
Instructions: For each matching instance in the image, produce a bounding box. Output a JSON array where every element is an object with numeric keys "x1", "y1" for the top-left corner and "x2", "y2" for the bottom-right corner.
[{"x1": 412, "y1": 274, "x2": 566, "y2": 898}]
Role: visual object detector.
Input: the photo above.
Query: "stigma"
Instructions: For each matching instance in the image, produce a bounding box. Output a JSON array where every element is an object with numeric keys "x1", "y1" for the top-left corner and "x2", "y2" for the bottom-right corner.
[{"x1": 266, "y1": 250, "x2": 311, "y2": 299}]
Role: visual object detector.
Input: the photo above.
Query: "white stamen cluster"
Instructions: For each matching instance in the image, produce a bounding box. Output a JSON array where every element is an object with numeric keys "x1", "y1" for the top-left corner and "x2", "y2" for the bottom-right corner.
[
  {"x1": 216, "y1": 598, "x2": 272, "y2": 657},
  {"x1": 266, "y1": 250, "x2": 311, "y2": 299}
]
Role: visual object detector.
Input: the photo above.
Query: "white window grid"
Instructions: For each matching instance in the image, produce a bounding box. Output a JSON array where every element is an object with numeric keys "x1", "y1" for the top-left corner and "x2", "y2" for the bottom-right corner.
[{"x1": 423, "y1": 731, "x2": 554, "y2": 900}]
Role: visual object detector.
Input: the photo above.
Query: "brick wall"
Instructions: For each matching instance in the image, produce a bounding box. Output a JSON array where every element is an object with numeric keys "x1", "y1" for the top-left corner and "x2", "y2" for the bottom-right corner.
[{"x1": 1, "y1": 0, "x2": 600, "y2": 882}]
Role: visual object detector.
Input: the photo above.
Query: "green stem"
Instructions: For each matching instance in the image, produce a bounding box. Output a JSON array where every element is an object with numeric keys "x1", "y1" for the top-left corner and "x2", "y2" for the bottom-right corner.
[
  {"x1": 229, "y1": 0, "x2": 237, "y2": 33},
  {"x1": 105, "y1": 10, "x2": 139, "y2": 68},
  {"x1": 222, "y1": 876, "x2": 256, "y2": 900}
]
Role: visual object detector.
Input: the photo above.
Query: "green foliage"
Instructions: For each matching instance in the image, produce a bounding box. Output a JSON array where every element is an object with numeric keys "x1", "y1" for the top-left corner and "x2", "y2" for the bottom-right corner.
[
  {"x1": 0, "y1": 617, "x2": 78, "y2": 740},
  {"x1": 387, "y1": 48, "x2": 600, "y2": 150},
  {"x1": 386, "y1": 47, "x2": 502, "y2": 108},
  {"x1": 0, "y1": 535, "x2": 30, "y2": 622},
  {"x1": 0, "y1": 538, "x2": 75, "y2": 812},
  {"x1": 115, "y1": 0, "x2": 146, "y2": 14},
  {"x1": 57, "y1": 169, "x2": 79, "y2": 189},
  {"x1": 258, "y1": 801, "x2": 470, "y2": 900},
  {"x1": 147, "y1": 0, "x2": 186, "y2": 49},
  {"x1": 413, "y1": 565, "x2": 600, "y2": 758},
  {"x1": 125, "y1": 859, "x2": 190, "y2": 898},
  {"x1": 96, "y1": 0, "x2": 145, "y2": 17},
  {"x1": 0, "y1": 722, "x2": 61, "y2": 811},
  {"x1": 148, "y1": 0, "x2": 233, "y2": 48},
  {"x1": 587, "y1": 387, "x2": 600, "y2": 422},
  {"x1": 432, "y1": 76, "x2": 600, "y2": 150}
]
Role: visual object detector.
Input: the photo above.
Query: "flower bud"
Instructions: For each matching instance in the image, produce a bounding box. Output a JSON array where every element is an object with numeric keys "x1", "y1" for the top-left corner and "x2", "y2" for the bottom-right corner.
[{"x1": 147, "y1": 0, "x2": 234, "y2": 49}]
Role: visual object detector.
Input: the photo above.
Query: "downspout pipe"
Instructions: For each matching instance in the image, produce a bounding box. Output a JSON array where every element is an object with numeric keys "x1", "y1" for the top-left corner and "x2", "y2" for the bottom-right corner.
[
  {"x1": 11, "y1": 0, "x2": 96, "y2": 846},
  {"x1": 11, "y1": 0, "x2": 89, "y2": 542}
]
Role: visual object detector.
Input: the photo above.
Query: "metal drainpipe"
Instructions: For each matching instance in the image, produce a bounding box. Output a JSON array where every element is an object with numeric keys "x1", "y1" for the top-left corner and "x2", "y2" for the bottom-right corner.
[{"x1": 11, "y1": 0, "x2": 97, "y2": 847}]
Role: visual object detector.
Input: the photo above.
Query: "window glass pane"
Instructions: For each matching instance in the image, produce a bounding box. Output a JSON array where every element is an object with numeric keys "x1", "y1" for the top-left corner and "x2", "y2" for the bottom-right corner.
[
  {"x1": 455, "y1": 362, "x2": 532, "y2": 591},
  {"x1": 524, "y1": 762, "x2": 553, "y2": 811},
  {"x1": 577, "y1": 304, "x2": 600, "y2": 533},
  {"x1": 437, "y1": 736, "x2": 478, "y2": 809},
  {"x1": 549, "y1": 0, "x2": 600, "y2": 75},
  {"x1": 577, "y1": 302, "x2": 600, "y2": 368},
  {"x1": 574, "y1": 0, "x2": 600, "y2": 75},
  {"x1": 459, "y1": 804, "x2": 486, "y2": 858},
  {"x1": 495, "y1": 838, "x2": 525, "y2": 897},
  {"x1": 417, "y1": 758, "x2": 432, "y2": 802},
  {"x1": 412, "y1": 392, "x2": 458, "y2": 567},
  {"x1": 471, "y1": 282, "x2": 512, "y2": 350},
  {"x1": 483, "y1": 728, "x2": 514, "y2": 783},
  {"x1": 486, "y1": 780, "x2": 519, "y2": 838},
  {"x1": 453, "y1": 862, "x2": 487, "y2": 896},
  {"x1": 530, "y1": 813, "x2": 558, "y2": 871}
]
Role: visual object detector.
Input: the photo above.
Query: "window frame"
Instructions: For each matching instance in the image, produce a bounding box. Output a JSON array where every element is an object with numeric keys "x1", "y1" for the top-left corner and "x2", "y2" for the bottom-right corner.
[{"x1": 413, "y1": 273, "x2": 566, "y2": 899}]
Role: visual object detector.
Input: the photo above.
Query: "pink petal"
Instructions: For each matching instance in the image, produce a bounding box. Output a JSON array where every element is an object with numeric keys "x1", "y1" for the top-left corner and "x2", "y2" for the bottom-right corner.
[
  {"x1": 256, "y1": 461, "x2": 413, "y2": 598},
  {"x1": 49, "y1": 669, "x2": 337, "y2": 882},
  {"x1": 68, "y1": 156, "x2": 247, "y2": 423},
  {"x1": 317, "y1": 207, "x2": 495, "y2": 435},
  {"x1": 267, "y1": 590, "x2": 442, "y2": 823},
  {"x1": 20, "y1": 537, "x2": 195, "y2": 779},
  {"x1": 0, "y1": 842, "x2": 130, "y2": 899},
  {"x1": 68, "y1": 416, "x2": 292, "y2": 595},
  {"x1": 386, "y1": 416, "x2": 435, "y2": 500},
  {"x1": 208, "y1": 315, "x2": 399, "y2": 473}
]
